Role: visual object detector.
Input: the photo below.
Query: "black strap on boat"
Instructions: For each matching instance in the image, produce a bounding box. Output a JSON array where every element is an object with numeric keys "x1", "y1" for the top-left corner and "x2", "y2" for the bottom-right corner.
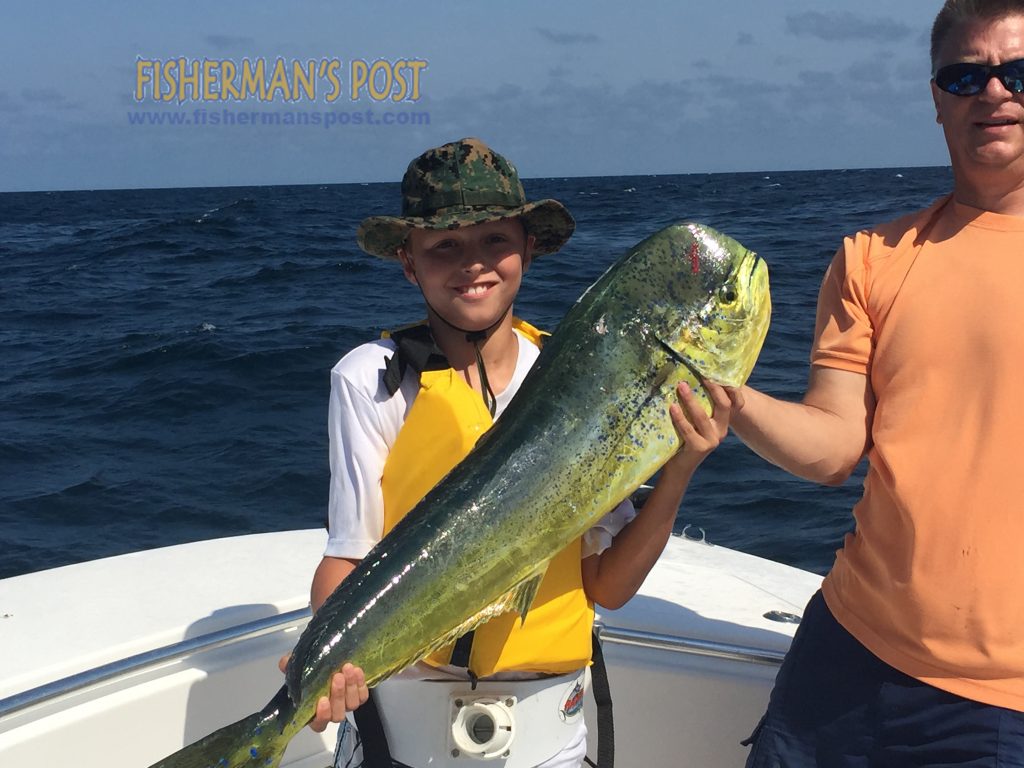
[
  {"x1": 352, "y1": 689, "x2": 412, "y2": 768},
  {"x1": 585, "y1": 628, "x2": 615, "y2": 768}
]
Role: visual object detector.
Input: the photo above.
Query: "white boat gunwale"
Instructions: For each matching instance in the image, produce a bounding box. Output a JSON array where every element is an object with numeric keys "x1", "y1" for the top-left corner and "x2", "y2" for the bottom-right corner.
[{"x1": 0, "y1": 607, "x2": 792, "y2": 726}]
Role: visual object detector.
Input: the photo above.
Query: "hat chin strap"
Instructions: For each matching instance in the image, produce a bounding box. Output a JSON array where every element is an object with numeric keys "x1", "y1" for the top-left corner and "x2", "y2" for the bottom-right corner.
[{"x1": 421, "y1": 296, "x2": 513, "y2": 418}]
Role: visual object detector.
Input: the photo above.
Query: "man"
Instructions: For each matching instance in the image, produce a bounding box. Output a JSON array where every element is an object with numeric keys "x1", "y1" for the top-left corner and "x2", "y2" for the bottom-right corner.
[{"x1": 736, "y1": 1, "x2": 1024, "y2": 764}]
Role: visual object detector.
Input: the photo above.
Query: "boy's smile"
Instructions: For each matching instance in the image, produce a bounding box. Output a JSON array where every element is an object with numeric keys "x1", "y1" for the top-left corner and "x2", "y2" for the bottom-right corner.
[{"x1": 399, "y1": 218, "x2": 534, "y2": 334}]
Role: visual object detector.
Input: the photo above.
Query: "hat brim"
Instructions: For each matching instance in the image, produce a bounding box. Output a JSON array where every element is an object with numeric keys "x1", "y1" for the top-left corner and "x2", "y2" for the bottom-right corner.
[{"x1": 357, "y1": 199, "x2": 575, "y2": 261}]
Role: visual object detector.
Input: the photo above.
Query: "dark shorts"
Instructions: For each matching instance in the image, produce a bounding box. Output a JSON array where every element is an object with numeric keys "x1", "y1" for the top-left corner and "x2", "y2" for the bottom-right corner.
[{"x1": 744, "y1": 591, "x2": 1024, "y2": 768}]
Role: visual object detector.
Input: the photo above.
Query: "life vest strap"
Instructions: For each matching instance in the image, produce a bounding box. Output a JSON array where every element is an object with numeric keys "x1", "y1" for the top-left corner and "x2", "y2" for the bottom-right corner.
[
  {"x1": 449, "y1": 630, "x2": 476, "y2": 677},
  {"x1": 382, "y1": 324, "x2": 449, "y2": 396}
]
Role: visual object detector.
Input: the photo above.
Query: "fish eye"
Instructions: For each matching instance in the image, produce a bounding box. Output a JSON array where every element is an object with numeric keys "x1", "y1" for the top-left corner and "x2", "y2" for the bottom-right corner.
[{"x1": 718, "y1": 284, "x2": 738, "y2": 304}]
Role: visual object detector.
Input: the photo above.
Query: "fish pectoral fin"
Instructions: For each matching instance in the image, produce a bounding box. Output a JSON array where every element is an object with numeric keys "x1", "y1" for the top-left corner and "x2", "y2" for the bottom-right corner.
[
  {"x1": 447, "y1": 567, "x2": 550, "y2": 643},
  {"x1": 468, "y1": 567, "x2": 547, "y2": 627},
  {"x1": 392, "y1": 567, "x2": 553, "y2": 672},
  {"x1": 510, "y1": 571, "x2": 545, "y2": 624},
  {"x1": 653, "y1": 333, "x2": 702, "y2": 382}
]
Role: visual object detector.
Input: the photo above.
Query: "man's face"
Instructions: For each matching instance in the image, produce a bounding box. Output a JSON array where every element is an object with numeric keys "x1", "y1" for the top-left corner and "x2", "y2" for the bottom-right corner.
[{"x1": 932, "y1": 15, "x2": 1024, "y2": 175}]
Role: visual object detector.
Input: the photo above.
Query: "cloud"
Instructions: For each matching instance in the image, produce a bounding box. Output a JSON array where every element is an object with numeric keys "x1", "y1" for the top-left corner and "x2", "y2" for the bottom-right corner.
[
  {"x1": 423, "y1": 53, "x2": 943, "y2": 179},
  {"x1": 535, "y1": 28, "x2": 600, "y2": 45},
  {"x1": 737, "y1": 32, "x2": 755, "y2": 46},
  {"x1": 205, "y1": 34, "x2": 257, "y2": 51},
  {"x1": 0, "y1": 91, "x2": 21, "y2": 113},
  {"x1": 17, "y1": 88, "x2": 85, "y2": 112},
  {"x1": 22, "y1": 88, "x2": 66, "y2": 104},
  {"x1": 786, "y1": 12, "x2": 912, "y2": 43}
]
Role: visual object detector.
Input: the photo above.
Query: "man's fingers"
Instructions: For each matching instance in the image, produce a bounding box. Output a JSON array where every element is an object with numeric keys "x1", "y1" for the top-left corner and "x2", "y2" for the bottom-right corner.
[
  {"x1": 722, "y1": 384, "x2": 745, "y2": 411},
  {"x1": 704, "y1": 380, "x2": 731, "y2": 411},
  {"x1": 675, "y1": 384, "x2": 714, "y2": 434},
  {"x1": 701, "y1": 380, "x2": 733, "y2": 437}
]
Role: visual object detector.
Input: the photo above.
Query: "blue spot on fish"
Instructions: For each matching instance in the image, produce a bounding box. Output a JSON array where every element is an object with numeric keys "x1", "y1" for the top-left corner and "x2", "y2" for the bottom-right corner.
[{"x1": 250, "y1": 746, "x2": 259, "y2": 758}]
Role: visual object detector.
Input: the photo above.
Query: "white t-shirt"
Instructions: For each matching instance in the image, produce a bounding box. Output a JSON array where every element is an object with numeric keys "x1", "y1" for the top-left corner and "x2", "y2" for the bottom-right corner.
[{"x1": 324, "y1": 327, "x2": 635, "y2": 559}]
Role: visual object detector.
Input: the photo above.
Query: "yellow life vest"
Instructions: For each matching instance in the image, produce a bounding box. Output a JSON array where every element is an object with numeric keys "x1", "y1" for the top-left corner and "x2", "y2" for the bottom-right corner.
[{"x1": 379, "y1": 317, "x2": 595, "y2": 677}]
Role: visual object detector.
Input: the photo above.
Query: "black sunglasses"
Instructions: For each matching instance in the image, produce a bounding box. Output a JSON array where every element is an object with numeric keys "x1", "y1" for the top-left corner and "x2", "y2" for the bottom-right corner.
[{"x1": 934, "y1": 58, "x2": 1024, "y2": 96}]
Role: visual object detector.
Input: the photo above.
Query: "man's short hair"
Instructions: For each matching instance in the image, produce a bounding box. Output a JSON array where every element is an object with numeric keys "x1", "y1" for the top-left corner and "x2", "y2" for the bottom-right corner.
[{"x1": 931, "y1": 0, "x2": 1024, "y2": 72}]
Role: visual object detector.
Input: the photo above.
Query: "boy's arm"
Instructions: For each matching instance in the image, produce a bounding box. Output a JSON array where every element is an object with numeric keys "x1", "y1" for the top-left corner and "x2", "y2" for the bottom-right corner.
[
  {"x1": 311, "y1": 555, "x2": 360, "y2": 612},
  {"x1": 299, "y1": 349, "x2": 390, "y2": 726},
  {"x1": 302, "y1": 555, "x2": 368, "y2": 731},
  {"x1": 582, "y1": 381, "x2": 730, "y2": 610},
  {"x1": 728, "y1": 366, "x2": 873, "y2": 486}
]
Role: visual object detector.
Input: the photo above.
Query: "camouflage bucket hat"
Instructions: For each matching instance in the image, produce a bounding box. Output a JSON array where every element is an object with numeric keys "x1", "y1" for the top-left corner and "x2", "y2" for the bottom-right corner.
[{"x1": 357, "y1": 137, "x2": 575, "y2": 260}]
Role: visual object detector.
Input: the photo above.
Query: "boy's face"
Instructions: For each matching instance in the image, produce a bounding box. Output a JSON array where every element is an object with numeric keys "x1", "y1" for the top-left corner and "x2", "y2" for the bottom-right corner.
[{"x1": 398, "y1": 218, "x2": 535, "y2": 333}]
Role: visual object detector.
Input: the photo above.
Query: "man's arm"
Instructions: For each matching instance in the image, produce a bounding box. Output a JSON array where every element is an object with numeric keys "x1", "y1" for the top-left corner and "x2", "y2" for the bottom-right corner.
[{"x1": 729, "y1": 366, "x2": 874, "y2": 486}]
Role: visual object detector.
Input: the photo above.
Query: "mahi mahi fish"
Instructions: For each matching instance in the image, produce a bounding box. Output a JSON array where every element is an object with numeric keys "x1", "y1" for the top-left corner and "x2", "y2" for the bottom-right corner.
[{"x1": 148, "y1": 222, "x2": 771, "y2": 768}]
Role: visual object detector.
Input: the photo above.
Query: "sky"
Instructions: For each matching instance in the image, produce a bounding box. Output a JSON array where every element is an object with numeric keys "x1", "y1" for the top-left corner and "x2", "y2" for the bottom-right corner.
[{"x1": 1, "y1": 1, "x2": 951, "y2": 192}]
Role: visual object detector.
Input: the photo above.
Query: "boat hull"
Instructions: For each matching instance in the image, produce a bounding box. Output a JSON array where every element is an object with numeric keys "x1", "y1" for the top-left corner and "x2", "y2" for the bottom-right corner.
[{"x1": 0, "y1": 530, "x2": 820, "y2": 767}]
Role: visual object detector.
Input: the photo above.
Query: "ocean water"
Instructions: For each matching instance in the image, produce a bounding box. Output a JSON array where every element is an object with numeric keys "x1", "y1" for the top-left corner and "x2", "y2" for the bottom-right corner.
[{"x1": 0, "y1": 167, "x2": 954, "y2": 580}]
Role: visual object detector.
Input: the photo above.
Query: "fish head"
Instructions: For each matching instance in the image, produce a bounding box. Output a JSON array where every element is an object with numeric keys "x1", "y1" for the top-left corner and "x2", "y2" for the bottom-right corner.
[{"x1": 630, "y1": 222, "x2": 771, "y2": 388}]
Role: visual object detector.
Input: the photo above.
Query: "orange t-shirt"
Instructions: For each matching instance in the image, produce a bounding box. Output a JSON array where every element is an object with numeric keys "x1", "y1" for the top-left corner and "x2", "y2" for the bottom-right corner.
[{"x1": 814, "y1": 195, "x2": 1024, "y2": 711}]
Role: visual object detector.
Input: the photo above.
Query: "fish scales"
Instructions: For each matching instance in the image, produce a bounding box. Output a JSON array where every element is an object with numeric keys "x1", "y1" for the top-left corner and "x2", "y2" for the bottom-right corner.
[{"x1": 147, "y1": 222, "x2": 770, "y2": 768}]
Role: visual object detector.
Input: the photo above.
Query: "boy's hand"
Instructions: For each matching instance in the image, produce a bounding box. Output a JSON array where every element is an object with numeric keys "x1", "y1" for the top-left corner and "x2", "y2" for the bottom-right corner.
[
  {"x1": 278, "y1": 654, "x2": 370, "y2": 731},
  {"x1": 665, "y1": 380, "x2": 732, "y2": 472}
]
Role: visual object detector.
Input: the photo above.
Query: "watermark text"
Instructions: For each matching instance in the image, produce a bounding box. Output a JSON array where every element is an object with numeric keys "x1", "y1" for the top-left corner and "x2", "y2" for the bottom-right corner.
[
  {"x1": 126, "y1": 107, "x2": 431, "y2": 129},
  {"x1": 134, "y1": 57, "x2": 428, "y2": 103}
]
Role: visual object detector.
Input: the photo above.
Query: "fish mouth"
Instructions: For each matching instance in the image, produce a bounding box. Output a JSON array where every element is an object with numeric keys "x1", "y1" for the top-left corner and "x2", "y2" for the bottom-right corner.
[{"x1": 748, "y1": 252, "x2": 765, "y2": 282}]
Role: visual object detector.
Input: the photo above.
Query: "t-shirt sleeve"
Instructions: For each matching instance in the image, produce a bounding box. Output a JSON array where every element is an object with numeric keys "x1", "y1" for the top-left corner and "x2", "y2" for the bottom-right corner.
[
  {"x1": 581, "y1": 498, "x2": 638, "y2": 558},
  {"x1": 810, "y1": 234, "x2": 872, "y2": 374},
  {"x1": 324, "y1": 350, "x2": 393, "y2": 559}
]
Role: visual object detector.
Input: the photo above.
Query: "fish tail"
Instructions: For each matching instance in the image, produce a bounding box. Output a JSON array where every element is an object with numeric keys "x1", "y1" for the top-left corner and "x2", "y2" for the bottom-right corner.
[{"x1": 148, "y1": 685, "x2": 304, "y2": 768}]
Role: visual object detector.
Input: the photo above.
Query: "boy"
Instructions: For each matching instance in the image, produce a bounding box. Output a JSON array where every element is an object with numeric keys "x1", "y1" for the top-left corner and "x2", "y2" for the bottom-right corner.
[{"x1": 307, "y1": 138, "x2": 732, "y2": 767}]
